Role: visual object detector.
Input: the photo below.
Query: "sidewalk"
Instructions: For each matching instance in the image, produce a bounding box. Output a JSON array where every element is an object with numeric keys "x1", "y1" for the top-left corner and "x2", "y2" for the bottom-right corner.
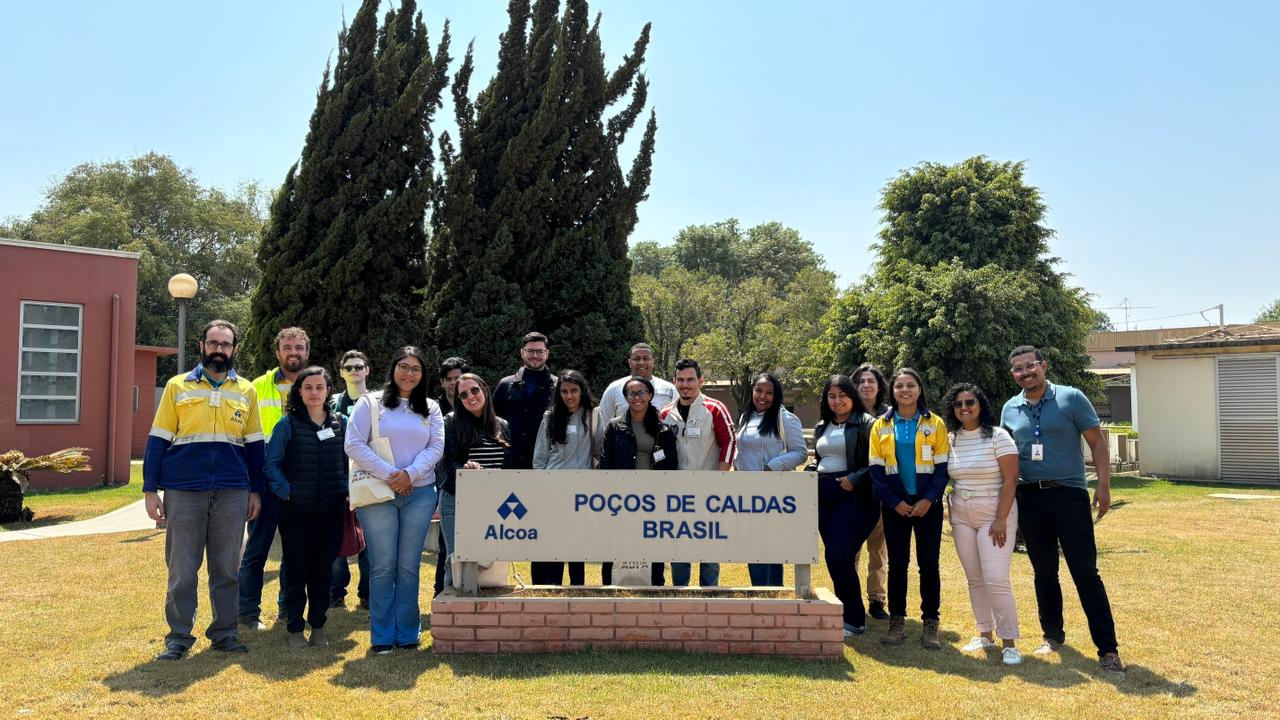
[{"x1": 0, "y1": 499, "x2": 155, "y2": 543}]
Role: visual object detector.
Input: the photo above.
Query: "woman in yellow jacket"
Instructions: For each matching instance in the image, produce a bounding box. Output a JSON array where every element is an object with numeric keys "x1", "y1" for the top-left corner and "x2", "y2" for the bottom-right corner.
[{"x1": 868, "y1": 367, "x2": 950, "y2": 649}]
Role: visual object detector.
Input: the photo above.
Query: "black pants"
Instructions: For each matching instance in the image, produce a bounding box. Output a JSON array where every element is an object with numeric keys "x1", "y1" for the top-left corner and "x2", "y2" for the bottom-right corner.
[
  {"x1": 531, "y1": 561, "x2": 585, "y2": 586},
  {"x1": 817, "y1": 473, "x2": 880, "y2": 626},
  {"x1": 601, "y1": 562, "x2": 665, "y2": 586},
  {"x1": 278, "y1": 503, "x2": 345, "y2": 634},
  {"x1": 1017, "y1": 484, "x2": 1118, "y2": 656},
  {"x1": 881, "y1": 497, "x2": 943, "y2": 621},
  {"x1": 331, "y1": 549, "x2": 369, "y2": 604}
]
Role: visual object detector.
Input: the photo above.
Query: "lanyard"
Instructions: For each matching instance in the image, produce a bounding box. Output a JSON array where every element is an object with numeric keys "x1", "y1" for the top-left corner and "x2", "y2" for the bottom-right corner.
[{"x1": 1027, "y1": 400, "x2": 1045, "y2": 441}]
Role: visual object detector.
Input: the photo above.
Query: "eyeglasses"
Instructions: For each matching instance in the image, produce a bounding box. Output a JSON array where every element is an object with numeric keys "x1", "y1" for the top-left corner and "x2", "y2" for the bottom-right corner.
[
  {"x1": 1011, "y1": 361, "x2": 1042, "y2": 374},
  {"x1": 625, "y1": 390, "x2": 650, "y2": 399},
  {"x1": 457, "y1": 386, "x2": 483, "y2": 399},
  {"x1": 202, "y1": 340, "x2": 234, "y2": 351},
  {"x1": 395, "y1": 363, "x2": 424, "y2": 376},
  {"x1": 342, "y1": 364, "x2": 366, "y2": 372},
  {"x1": 522, "y1": 348, "x2": 548, "y2": 356},
  {"x1": 951, "y1": 399, "x2": 977, "y2": 409}
]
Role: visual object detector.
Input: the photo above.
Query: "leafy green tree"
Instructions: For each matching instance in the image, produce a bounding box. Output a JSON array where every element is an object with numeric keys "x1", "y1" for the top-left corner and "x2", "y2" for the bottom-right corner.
[
  {"x1": 424, "y1": 0, "x2": 655, "y2": 383},
  {"x1": 1255, "y1": 298, "x2": 1280, "y2": 323},
  {"x1": 688, "y1": 268, "x2": 836, "y2": 414},
  {"x1": 0, "y1": 153, "x2": 262, "y2": 380},
  {"x1": 249, "y1": 0, "x2": 451, "y2": 371},
  {"x1": 813, "y1": 156, "x2": 1100, "y2": 405},
  {"x1": 629, "y1": 240, "x2": 675, "y2": 276},
  {"x1": 632, "y1": 267, "x2": 726, "y2": 378}
]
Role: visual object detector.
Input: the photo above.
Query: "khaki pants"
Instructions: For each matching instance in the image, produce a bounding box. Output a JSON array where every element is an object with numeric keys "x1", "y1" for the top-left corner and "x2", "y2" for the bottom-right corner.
[
  {"x1": 856, "y1": 514, "x2": 888, "y2": 603},
  {"x1": 950, "y1": 494, "x2": 1020, "y2": 640}
]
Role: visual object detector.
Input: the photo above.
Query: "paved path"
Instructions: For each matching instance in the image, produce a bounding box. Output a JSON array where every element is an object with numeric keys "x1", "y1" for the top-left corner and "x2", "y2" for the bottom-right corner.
[{"x1": 0, "y1": 499, "x2": 155, "y2": 543}]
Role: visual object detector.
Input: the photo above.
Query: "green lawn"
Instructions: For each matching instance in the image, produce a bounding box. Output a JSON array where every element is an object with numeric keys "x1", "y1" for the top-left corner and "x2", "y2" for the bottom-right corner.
[
  {"x1": 0, "y1": 465, "x2": 143, "y2": 531},
  {"x1": 1, "y1": 474, "x2": 1278, "y2": 718}
]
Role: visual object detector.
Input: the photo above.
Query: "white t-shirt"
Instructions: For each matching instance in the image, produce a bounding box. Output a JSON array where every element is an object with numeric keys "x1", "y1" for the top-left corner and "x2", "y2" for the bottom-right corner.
[
  {"x1": 947, "y1": 426, "x2": 1018, "y2": 492},
  {"x1": 597, "y1": 374, "x2": 677, "y2": 424}
]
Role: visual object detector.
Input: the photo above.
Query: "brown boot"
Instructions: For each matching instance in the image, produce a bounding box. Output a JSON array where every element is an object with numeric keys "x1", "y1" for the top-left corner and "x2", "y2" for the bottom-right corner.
[
  {"x1": 921, "y1": 619, "x2": 941, "y2": 649},
  {"x1": 881, "y1": 615, "x2": 907, "y2": 645}
]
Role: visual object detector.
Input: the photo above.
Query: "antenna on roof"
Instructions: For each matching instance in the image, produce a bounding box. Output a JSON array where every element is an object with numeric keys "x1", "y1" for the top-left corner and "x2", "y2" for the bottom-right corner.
[{"x1": 1099, "y1": 298, "x2": 1156, "y2": 331}]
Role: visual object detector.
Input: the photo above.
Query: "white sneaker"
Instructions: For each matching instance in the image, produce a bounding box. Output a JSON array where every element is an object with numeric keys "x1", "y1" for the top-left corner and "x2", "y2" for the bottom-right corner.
[
  {"x1": 961, "y1": 636, "x2": 996, "y2": 652},
  {"x1": 1002, "y1": 647, "x2": 1023, "y2": 665},
  {"x1": 1032, "y1": 638, "x2": 1062, "y2": 655}
]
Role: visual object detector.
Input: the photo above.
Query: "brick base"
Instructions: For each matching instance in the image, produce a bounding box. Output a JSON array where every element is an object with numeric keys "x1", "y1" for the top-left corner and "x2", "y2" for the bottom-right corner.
[{"x1": 431, "y1": 588, "x2": 844, "y2": 660}]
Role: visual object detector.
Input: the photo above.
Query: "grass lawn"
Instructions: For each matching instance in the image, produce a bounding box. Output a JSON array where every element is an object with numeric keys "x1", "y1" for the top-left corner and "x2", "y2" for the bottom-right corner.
[
  {"x1": 0, "y1": 465, "x2": 143, "y2": 531},
  {"x1": 1, "y1": 475, "x2": 1278, "y2": 718}
]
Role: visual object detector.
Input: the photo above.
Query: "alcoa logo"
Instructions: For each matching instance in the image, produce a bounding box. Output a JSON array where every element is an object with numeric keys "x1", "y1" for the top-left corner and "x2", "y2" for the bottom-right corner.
[
  {"x1": 486, "y1": 492, "x2": 538, "y2": 540},
  {"x1": 496, "y1": 493, "x2": 528, "y2": 520}
]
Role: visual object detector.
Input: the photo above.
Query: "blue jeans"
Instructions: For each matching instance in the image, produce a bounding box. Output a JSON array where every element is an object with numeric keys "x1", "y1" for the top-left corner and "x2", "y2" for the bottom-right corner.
[
  {"x1": 356, "y1": 484, "x2": 437, "y2": 646},
  {"x1": 439, "y1": 490, "x2": 456, "y2": 589},
  {"x1": 238, "y1": 488, "x2": 284, "y2": 622},
  {"x1": 671, "y1": 562, "x2": 720, "y2": 587},
  {"x1": 748, "y1": 563, "x2": 784, "y2": 586}
]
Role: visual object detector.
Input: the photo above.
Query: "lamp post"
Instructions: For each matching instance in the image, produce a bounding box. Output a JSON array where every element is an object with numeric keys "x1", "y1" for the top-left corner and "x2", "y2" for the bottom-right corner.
[{"x1": 168, "y1": 273, "x2": 199, "y2": 371}]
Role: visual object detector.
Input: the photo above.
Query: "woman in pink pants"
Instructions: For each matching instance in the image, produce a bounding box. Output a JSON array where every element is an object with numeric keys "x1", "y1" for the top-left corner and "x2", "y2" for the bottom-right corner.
[{"x1": 942, "y1": 382, "x2": 1022, "y2": 665}]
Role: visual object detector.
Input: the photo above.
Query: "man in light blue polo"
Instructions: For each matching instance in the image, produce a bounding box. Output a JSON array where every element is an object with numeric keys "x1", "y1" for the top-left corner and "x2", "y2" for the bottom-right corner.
[{"x1": 1000, "y1": 344, "x2": 1123, "y2": 675}]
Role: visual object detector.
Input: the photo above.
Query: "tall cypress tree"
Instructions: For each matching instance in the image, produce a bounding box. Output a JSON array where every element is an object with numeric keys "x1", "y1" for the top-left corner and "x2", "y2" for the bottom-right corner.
[
  {"x1": 250, "y1": 0, "x2": 450, "y2": 371},
  {"x1": 424, "y1": 0, "x2": 655, "y2": 384}
]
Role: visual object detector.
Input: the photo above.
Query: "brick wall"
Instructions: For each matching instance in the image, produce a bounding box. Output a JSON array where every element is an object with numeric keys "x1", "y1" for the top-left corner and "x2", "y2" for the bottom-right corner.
[{"x1": 431, "y1": 589, "x2": 844, "y2": 659}]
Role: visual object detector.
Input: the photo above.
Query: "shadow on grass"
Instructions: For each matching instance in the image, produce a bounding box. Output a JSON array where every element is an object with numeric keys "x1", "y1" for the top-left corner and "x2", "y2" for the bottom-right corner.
[
  {"x1": 118, "y1": 530, "x2": 166, "y2": 544},
  {"x1": 863, "y1": 619, "x2": 1194, "y2": 696},
  {"x1": 0, "y1": 514, "x2": 75, "y2": 531}
]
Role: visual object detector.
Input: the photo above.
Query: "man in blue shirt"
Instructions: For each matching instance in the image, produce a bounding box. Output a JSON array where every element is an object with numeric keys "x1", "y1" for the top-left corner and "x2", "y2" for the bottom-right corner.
[{"x1": 1000, "y1": 345, "x2": 1124, "y2": 675}]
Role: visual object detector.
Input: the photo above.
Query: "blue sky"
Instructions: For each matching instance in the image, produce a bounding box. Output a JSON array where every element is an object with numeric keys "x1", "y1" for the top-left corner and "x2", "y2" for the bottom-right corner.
[{"x1": 3, "y1": 1, "x2": 1276, "y2": 327}]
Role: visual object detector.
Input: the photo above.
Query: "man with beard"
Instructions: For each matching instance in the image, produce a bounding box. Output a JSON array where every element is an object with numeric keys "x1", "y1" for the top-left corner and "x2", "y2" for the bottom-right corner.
[
  {"x1": 145, "y1": 319, "x2": 265, "y2": 660},
  {"x1": 238, "y1": 327, "x2": 310, "y2": 629},
  {"x1": 493, "y1": 332, "x2": 555, "y2": 470}
]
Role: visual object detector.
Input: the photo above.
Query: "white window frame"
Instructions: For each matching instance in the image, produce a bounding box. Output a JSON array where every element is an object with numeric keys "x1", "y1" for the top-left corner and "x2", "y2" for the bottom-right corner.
[{"x1": 16, "y1": 300, "x2": 83, "y2": 424}]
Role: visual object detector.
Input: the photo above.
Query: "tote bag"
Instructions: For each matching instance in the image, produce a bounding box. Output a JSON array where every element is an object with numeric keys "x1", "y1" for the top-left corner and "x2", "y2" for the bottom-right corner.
[{"x1": 349, "y1": 394, "x2": 397, "y2": 509}]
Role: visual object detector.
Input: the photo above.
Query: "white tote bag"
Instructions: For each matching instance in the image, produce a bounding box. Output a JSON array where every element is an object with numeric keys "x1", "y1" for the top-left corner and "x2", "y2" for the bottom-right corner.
[{"x1": 349, "y1": 393, "x2": 397, "y2": 509}]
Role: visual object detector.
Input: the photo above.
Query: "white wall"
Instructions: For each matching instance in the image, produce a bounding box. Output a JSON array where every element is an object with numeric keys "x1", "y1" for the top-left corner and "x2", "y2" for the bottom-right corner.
[{"x1": 1133, "y1": 353, "x2": 1218, "y2": 479}]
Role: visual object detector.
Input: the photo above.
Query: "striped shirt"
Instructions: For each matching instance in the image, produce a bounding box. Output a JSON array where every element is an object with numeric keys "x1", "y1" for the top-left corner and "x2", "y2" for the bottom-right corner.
[
  {"x1": 947, "y1": 427, "x2": 1017, "y2": 492},
  {"x1": 469, "y1": 437, "x2": 507, "y2": 469}
]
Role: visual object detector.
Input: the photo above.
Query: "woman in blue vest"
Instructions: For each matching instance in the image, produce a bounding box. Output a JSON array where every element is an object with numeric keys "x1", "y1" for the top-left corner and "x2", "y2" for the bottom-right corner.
[{"x1": 266, "y1": 366, "x2": 348, "y2": 649}]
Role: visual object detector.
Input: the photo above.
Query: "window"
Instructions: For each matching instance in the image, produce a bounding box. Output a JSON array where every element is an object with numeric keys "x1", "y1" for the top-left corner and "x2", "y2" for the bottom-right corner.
[{"x1": 17, "y1": 301, "x2": 82, "y2": 423}]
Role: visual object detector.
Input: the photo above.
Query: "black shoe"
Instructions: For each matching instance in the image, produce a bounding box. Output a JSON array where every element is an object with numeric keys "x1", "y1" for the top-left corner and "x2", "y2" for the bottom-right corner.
[
  {"x1": 371, "y1": 644, "x2": 394, "y2": 655},
  {"x1": 156, "y1": 642, "x2": 188, "y2": 661},
  {"x1": 211, "y1": 636, "x2": 249, "y2": 653},
  {"x1": 394, "y1": 641, "x2": 419, "y2": 650},
  {"x1": 868, "y1": 601, "x2": 889, "y2": 620}
]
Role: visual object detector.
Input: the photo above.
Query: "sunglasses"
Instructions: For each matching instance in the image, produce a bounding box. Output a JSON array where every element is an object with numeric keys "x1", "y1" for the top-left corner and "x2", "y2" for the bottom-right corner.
[
  {"x1": 951, "y1": 398, "x2": 978, "y2": 409},
  {"x1": 457, "y1": 386, "x2": 483, "y2": 399},
  {"x1": 342, "y1": 364, "x2": 366, "y2": 372}
]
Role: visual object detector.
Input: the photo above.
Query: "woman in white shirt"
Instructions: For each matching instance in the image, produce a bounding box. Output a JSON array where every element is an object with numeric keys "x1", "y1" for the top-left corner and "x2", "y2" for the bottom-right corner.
[
  {"x1": 733, "y1": 373, "x2": 808, "y2": 586},
  {"x1": 943, "y1": 382, "x2": 1021, "y2": 665}
]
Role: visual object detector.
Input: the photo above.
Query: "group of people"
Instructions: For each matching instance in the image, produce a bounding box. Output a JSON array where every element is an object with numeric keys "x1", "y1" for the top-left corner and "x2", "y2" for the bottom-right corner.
[{"x1": 143, "y1": 320, "x2": 1123, "y2": 675}]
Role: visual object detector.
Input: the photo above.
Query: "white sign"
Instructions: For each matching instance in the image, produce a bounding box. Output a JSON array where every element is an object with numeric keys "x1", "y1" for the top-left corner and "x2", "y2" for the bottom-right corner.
[{"x1": 453, "y1": 470, "x2": 819, "y2": 564}]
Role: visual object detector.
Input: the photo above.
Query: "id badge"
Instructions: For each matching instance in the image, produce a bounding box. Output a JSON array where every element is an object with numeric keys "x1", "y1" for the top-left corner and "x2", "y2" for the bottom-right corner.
[
  {"x1": 685, "y1": 426, "x2": 702, "y2": 438},
  {"x1": 317, "y1": 427, "x2": 336, "y2": 441},
  {"x1": 922, "y1": 445, "x2": 933, "y2": 462},
  {"x1": 1031, "y1": 443, "x2": 1044, "y2": 462},
  {"x1": 652, "y1": 448, "x2": 666, "y2": 463},
  {"x1": 566, "y1": 424, "x2": 579, "y2": 435},
  {"x1": 208, "y1": 390, "x2": 222, "y2": 407}
]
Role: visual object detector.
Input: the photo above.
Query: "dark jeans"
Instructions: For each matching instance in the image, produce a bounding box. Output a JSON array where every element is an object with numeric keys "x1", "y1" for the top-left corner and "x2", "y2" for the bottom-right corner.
[
  {"x1": 162, "y1": 489, "x2": 248, "y2": 648},
  {"x1": 331, "y1": 550, "x2": 370, "y2": 604},
  {"x1": 531, "y1": 561, "x2": 585, "y2": 586},
  {"x1": 238, "y1": 489, "x2": 284, "y2": 622},
  {"x1": 1017, "y1": 484, "x2": 1119, "y2": 656},
  {"x1": 671, "y1": 562, "x2": 720, "y2": 587},
  {"x1": 881, "y1": 497, "x2": 944, "y2": 621},
  {"x1": 278, "y1": 503, "x2": 345, "y2": 633},
  {"x1": 817, "y1": 473, "x2": 880, "y2": 626},
  {"x1": 432, "y1": 525, "x2": 447, "y2": 596},
  {"x1": 602, "y1": 562, "x2": 665, "y2": 586},
  {"x1": 748, "y1": 563, "x2": 784, "y2": 586}
]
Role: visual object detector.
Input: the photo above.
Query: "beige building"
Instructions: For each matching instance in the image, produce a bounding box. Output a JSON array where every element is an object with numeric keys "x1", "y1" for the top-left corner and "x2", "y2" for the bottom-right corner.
[{"x1": 1120, "y1": 331, "x2": 1280, "y2": 484}]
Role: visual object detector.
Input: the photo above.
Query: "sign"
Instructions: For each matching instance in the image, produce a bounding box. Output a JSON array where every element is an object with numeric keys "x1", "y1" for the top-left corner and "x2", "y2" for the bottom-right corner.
[{"x1": 453, "y1": 470, "x2": 819, "y2": 564}]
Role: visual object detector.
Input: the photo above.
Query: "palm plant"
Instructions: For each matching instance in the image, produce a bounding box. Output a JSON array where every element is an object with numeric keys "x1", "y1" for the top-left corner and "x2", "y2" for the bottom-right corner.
[{"x1": 0, "y1": 448, "x2": 92, "y2": 522}]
